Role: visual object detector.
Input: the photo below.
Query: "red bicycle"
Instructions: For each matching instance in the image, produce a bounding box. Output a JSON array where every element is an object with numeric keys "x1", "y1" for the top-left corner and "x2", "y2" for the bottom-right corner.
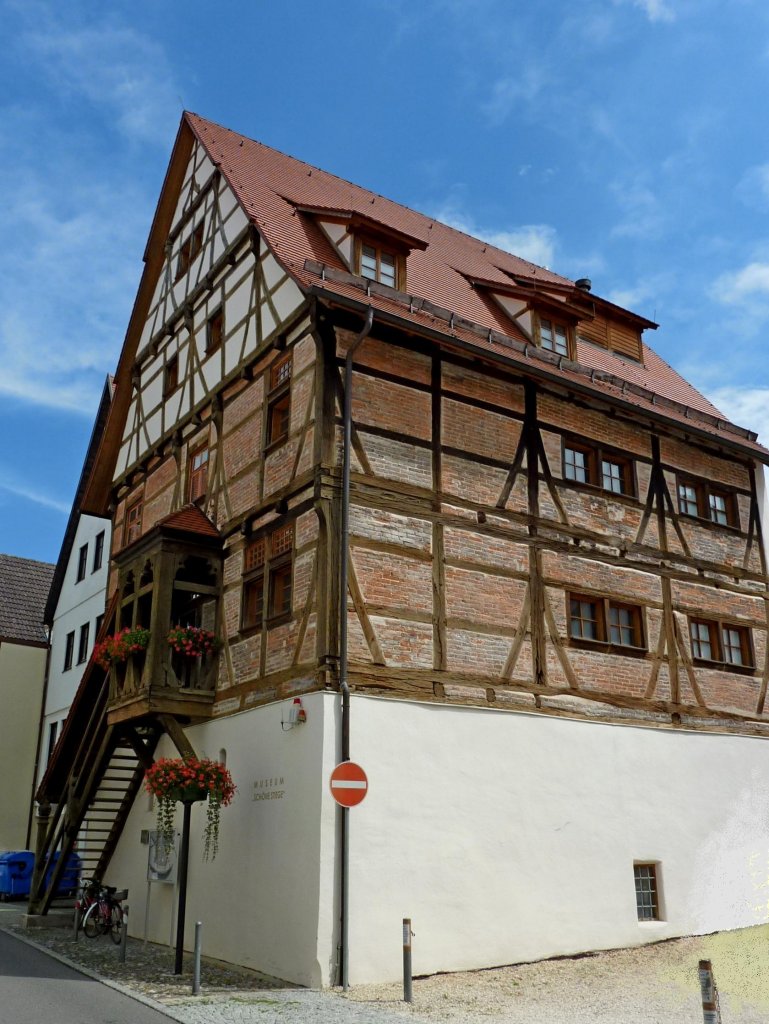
[{"x1": 81, "y1": 884, "x2": 126, "y2": 944}]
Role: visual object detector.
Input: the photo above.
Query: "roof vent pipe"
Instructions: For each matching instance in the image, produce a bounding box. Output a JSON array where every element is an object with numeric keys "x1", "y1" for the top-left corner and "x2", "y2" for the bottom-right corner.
[{"x1": 575, "y1": 278, "x2": 592, "y2": 292}]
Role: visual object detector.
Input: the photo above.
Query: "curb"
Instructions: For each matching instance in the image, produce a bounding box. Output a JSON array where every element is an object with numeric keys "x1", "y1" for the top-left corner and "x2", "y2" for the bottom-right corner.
[{"x1": 0, "y1": 924, "x2": 192, "y2": 1023}]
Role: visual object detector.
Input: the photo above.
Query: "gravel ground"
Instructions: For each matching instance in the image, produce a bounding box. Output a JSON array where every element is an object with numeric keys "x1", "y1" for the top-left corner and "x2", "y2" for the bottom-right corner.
[{"x1": 4, "y1": 910, "x2": 769, "y2": 1023}]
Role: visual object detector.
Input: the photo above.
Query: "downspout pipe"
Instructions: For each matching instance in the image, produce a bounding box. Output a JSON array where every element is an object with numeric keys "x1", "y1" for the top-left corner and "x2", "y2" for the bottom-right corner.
[{"x1": 338, "y1": 303, "x2": 373, "y2": 990}]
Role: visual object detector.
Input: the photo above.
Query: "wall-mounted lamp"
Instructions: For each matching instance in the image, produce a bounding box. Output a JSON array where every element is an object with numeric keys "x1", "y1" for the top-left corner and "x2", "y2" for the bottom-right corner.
[{"x1": 281, "y1": 696, "x2": 307, "y2": 731}]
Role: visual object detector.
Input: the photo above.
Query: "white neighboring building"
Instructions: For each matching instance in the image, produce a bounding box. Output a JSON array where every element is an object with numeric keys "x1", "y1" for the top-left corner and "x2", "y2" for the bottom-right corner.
[{"x1": 36, "y1": 380, "x2": 112, "y2": 785}]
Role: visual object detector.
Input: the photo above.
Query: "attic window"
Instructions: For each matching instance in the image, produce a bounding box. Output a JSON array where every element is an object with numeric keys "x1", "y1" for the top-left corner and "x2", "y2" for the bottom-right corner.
[
  {"x1": 354, "y1": 237, "x2": 403, "y2": 289},
  {"x1": 536, "y1": 314, "x2": 572, "y2": 357},
  {"x1": 176, "y1": 221, "x2": 204, "y2": 281}
]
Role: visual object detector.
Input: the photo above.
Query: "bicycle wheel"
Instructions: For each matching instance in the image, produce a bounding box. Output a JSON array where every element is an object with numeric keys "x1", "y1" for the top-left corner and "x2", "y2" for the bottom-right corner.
[
  {"x1": 109, "y1": 903, "x2": 123, "y2": 945},
  {"x1": 82, "y1": 902, "x2": 102, "y2": 938}
]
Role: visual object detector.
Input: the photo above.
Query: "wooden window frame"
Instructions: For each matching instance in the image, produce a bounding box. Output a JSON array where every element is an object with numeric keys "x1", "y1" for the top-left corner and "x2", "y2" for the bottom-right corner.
[
  {"x1": 163, "y1": 353, "x2": 179, "y2": 398},
  {"x1": 47, "y1": 721, "x2": 59, "y2": 764},
  {"x1": 688, "y1": 616, "x2": 753, "y2": 672},
  {"x1": 63, "y1": 631, "x2": 75, "y2": 671},
  {"x1": 562, "y1": 438, "x2": 635, "y2": 497},
  {"x1": 76, "y1": 543, "x2": 88, "y2": 583},
  {"x1": 568, "y1": 593, "x2": 646, "y2": 654},
  {"x1": 676, "y1": 476, "x2": 739, "y2": 530},
  {"x1": 206, "y1": 306, "x2": 224, "y2": 355},
  {"x1": 92, "y1": 531, "x2": 105, "y2": 573},
  {"x1": 353, "y1": 235, "x2": 405, "y2": 290},
  {"x1": 634, "y1": 862, "x2": 662, "y2": 922},
  {"x1": 264, "y1": 352, "x2": 292, "y2": 452},
  {"x1": 124, "y1": 497, "x2": 143, "y2": 547},
  {"x1": 175, "y1": 220, "x2": 204, "y2": 281},
  {"x1": 536, "y1": 313, "x2": 573, "y2": 358},
  {"x1": 77, "y1": 622, "x2": 90, "y2": 665},
  {"x1": 241, "y1": 523, "x2": 295, "y2": 633},
  {"x1": 187, "y1": 444, "x2": 209, "y2": 505}
]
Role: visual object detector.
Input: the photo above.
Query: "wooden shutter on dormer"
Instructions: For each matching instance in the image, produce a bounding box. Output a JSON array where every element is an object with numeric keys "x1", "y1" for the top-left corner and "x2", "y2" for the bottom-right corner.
[
  {"x1": 608, "y1": 322, "x2": 642, "y2": 361},
  {"x1": 578, "y1": 314, "x2": 609, "y2": 348}
]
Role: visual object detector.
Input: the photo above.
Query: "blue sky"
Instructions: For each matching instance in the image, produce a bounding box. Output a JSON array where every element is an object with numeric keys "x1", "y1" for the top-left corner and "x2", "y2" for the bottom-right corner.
[{"x1": 2, "y1": 0, "x2": 769, "y2": 564}]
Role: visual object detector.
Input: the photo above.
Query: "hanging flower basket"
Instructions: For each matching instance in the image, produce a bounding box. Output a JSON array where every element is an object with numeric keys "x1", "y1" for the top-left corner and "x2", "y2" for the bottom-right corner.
[
  {"x1": 144, "y1": 757, "x2": 236, "y2": 861},
  {"x1": 93, "y1": 627, "x2": 150, "y2": 670},
  {"x1": 167, "y1": 625, "x2": 221, "y2": 657}
]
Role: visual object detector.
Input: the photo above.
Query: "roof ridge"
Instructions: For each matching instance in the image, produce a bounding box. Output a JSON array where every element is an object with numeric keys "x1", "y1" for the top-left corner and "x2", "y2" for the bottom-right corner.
[{"x1": 184, "y1": 111, "x2": 572, "y2": 287}]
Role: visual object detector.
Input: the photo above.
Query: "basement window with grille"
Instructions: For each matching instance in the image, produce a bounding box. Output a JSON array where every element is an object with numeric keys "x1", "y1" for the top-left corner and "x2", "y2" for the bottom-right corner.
[{"x1": 633, "y1": 862, "x2": 662, "y2": 922}]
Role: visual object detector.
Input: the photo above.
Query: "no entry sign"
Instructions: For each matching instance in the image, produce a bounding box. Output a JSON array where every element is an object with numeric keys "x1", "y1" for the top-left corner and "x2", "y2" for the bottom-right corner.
[{"x1": 329, "y1": 761, "x2": 368, "y2": 808}]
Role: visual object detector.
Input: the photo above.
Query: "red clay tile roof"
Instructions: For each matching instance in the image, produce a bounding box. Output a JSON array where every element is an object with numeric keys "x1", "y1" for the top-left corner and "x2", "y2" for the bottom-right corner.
[
  {"x1": 157, "y1": 504, "x2": 221, "y2": 539},
  {"x1": 185, "y1": 113, "x2": 764, "y2": 457}
]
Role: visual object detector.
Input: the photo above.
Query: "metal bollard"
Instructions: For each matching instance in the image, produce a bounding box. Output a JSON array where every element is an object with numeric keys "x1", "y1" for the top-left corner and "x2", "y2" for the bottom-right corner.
[
  {"x1": 403, "y1": 918, "x2": 413, "y2": 1003},
  {"x1": 698, "y1": 960, "x2": 721, "y2": 1024},
  {"x1": 192, "y1": 921, "x2": 202, "y2": 996},
  {"x1": 120, "y1": 904, "x2": 129, "y2": 963}
]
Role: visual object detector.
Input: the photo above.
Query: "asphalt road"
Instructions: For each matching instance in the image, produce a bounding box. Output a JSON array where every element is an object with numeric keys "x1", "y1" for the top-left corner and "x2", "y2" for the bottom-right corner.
[{"x1": 0, "y1": 929, "x2": 173, "y2": 1024}]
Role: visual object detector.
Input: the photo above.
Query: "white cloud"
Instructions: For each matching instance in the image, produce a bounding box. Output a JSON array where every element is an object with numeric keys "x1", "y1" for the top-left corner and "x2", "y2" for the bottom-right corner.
[
  {"x1": 704, "y1": 386, "x2": 769, "y2": 443},
  {"x1": 610, "y1": 179, "x2": 665, "y2": 240},
  {"x1": 17, "y1": 5, "x2": 180, "y2": 146},
  {"x1": 715, "y1": 262, "x2": 769, "y2": 304},
  {"x1": 483, "y1": 64, "x2": 550, "y2": 125},
  {"x1": 432, "y1": 204, "x2": 558, "y2": 268},
  {"x1": 0, "y1": 473, "x2": 70, "y2": 515},
  {"x1": 613, "y1": 0, "x2": 676, "y2": 22}
]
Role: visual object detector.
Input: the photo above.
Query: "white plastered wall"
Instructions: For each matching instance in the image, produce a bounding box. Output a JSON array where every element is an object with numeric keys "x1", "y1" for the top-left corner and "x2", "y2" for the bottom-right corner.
[
  {"x1": 345, "y1": 695, "x2": 769, "y2": 983},
  {"x1": 107, "y1": 691, "x2": 336, "y2": 987}
]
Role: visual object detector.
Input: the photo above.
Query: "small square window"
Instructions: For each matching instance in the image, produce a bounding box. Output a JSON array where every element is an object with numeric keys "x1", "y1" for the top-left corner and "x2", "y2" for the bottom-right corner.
[
  {"x1": 265, "y1": 354, "x2": 292, "y2": 449},
  {"x1": 677, "y1": 477, "x2": 738, "y2": 529},
  {"x1": 64, "y1": 631, "x2": 75, "y2": 671},
  {"x1": 690, "y1": 619, "x2": 715, "y2": 661},
  {"x1": 569, "y1": 597, "x2": 600, "y2": 640},
  {"x1": 564, "y1": 446, "x2": 590, "y2": 484},
  {"x1": 76, "y1": 544, "x2": 88, "y2": 582},
  {"x1": 634, "y1": 863, "x2": 660, "y2": 921},
  {"x1": 708, "y1": 491, "x2": 729, "y2": 526},
  {"x1": 601, "y1": 458, "x2": 626, "y2": 494},
  {"x1": 175, "y1": 221, "x2": 204, "y2": 280},
  {"x1": 92, "y1": 531, "x2": 105, "y2": 572},
  {"x1": 689, "y1": 617, "x2": 753, "y2": 669},
  {"x1": 678, "y1": 482, "x2": 699, "y2": 518},
  {"x1": 206, "y1": 307, "x2": 224, "y2": 354}
]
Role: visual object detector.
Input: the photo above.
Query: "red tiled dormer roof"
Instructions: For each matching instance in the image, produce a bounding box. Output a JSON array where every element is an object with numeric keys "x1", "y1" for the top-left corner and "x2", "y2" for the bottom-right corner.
[
  {"x1": 156, "y1": 504, "x2": 221, "y2": 539},
  {"x1": 185, "y1": 113, "x2": 761, "y2": 455}
]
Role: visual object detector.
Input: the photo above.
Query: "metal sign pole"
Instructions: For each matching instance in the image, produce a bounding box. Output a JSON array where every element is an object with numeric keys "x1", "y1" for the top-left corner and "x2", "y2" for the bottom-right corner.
[{"x1": 174, "y1": 801, "x2": 193, "y2": 975}]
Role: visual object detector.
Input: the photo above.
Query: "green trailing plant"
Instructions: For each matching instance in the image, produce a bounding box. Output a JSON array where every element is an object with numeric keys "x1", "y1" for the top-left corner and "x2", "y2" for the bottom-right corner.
[{"x1": 144, "y1": 756, "x2": 236, "y2": 860}]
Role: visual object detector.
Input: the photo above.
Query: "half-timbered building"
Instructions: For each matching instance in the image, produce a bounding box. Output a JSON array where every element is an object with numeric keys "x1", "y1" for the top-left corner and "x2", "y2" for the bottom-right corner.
[{"x1": 32, "y1": 112, "x2": 769, "y2": 985}]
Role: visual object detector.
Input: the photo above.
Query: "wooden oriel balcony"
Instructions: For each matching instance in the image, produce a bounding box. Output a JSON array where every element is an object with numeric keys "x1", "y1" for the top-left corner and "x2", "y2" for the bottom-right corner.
[{"x1": 106, "y1": 505, "x2": 223, "y2": 726}]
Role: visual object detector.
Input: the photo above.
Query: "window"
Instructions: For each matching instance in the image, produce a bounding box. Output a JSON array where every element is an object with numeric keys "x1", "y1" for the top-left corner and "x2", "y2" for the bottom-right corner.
[
  {"x1": 92, "y1": 531, "x2": 105, "y2": 572},
  {"x1": 76, "y1": 543, "x2": 88, "y2": 582},
  {"x1": 568, "y1": 594, "x2": 644, "y2": 650},
  {"x1": 676, "y1": 477, "x2": 738, "y2": 528},
  {"x1": 634, "y1": 863, "x2": 660, "y2": 921},
  {"x1": 188, "y1": 445, "x2": 209, "y2": 504},
  {"x1": 175, "y1": 221, "x2": 204, "y2": 280},
  {"x1": 563, "y1": 440, "x2": 634, "y2": 496},
  {"x1": 163, "y1": 354, "x2": 179, "y2": 397},
  {"x1": 242, "y1": 523, "x2": 294, "y2": 630},
  {"x1": 124, "y1": 498, "x2": 143, "y2": 546},
  {"x1": 689, "y1": 617, "x2": 753, "y2": 669},
  {"x1": 95, "y1": 613, "x2": 105, "y2": 639},
  {"x1": 47, "y1": 721, "x2": 59, "y2": 764},
  {"x1": 77, "y1": 622, "x2": 90, "y2": 665},
  {"x1": 265, "y1": 354, "x2": 292, "y2": 449},
  {"x1": 538, "y1": 316, "x2": 570, "y2": 356},
  {"x1": 206, "y1": 306, "x2": 224, "y2": 355},
  {"x1": 64, "y1": 631, "x2": 75, "y2": 671}
]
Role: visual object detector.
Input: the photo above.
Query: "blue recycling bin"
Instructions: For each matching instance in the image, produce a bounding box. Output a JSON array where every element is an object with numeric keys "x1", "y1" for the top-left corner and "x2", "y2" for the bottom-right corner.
[
  {"x1": 0, "y1": 851, "x2": 35, "y2": 899},
  {"x1": 44, "y1": 852, "x2": 81, "y2": 896}
]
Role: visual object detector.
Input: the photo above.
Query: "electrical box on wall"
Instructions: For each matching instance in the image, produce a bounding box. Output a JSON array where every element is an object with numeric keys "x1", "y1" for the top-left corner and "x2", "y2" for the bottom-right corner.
[{"x1": 281, "y1": 696, "x2": 307, "y2": 730}]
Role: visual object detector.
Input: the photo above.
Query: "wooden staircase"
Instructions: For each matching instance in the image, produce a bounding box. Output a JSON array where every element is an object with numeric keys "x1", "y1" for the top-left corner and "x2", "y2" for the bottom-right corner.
[{"x1": 28, "y1": 650, "x2": 163, "y2": 915}]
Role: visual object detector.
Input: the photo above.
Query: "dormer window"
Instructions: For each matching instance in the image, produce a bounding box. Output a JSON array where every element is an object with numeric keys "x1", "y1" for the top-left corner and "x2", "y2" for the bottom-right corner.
[
  {"x1": 537, "y1": 315, "x2": 571, "y2": 357},
  {"x1": 355, "y1": 238, "x2": 402, "y2": 289},
  {"x1": 360, "y1": 243, "x2": 397, "y2": 287}
]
